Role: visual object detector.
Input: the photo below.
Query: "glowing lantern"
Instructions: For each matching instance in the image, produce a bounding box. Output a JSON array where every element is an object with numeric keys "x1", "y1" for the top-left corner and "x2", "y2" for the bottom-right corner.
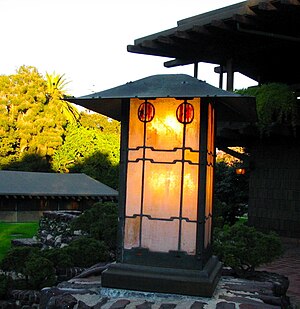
[
  {"x1": 236, "y1": 168, "x2": 246, "y2": 175},
  {"x1": 68, "y1": 74, "x2": 256, "y2": 297}
]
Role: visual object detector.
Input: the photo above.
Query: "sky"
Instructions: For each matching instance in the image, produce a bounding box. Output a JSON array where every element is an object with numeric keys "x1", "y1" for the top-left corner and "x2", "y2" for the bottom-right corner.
[{"x1": 0, "y1": 0, "x2": 257, "y2": 97}]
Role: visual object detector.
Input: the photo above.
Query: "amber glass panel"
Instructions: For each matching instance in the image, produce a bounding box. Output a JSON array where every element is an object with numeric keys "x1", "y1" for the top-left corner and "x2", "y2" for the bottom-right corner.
[
  {"x1": 181, "y1": 221, "x2": 197, "y2": 254},
  {"x1": 124, "y1": 217, "x2": 140, "y2": 249},
  {"x1": 204, "y1": 102, "x2": 215, "y2": 248},
  {"x1": 125, "y1": 98, "x2": 200, "y2": 254},
  {"x1": 182, "y1": 163, "x2": 198, "y2": 221},
  {"x1": 143, "y1": 161, "x2": 181, "y2": 219},
  {"x1": 142, "y1": 218, "x2": 179, "y2": 252}
]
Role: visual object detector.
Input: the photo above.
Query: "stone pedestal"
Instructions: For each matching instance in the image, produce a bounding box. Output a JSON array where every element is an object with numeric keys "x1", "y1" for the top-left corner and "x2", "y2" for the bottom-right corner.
[{"x1": 102, "y1": 256, "x2": 222, "y2": 297}]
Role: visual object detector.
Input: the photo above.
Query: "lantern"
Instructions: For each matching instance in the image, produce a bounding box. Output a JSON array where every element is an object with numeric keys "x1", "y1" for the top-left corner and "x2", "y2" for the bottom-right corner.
[{"x1": 67, "y1": 74, "x2": 256, "y2": 297}]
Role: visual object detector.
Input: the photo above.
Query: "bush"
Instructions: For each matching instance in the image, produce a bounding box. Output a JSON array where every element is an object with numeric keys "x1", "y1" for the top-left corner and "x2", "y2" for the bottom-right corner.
[
  {"x1": 214, "y1": 161, "x2": 249, "y2": 227},
  {"x1": 0, "y1": 246, "x2": 56, "y2": 290},
  {"x1": 42, "y1": 248, "x2": 74, "y2": 269},
  {"x1": 23, "y1": 255, "x2": 56, "y2": 289},
  {"x1": 71, "y1": 202, "x2": 118, "y2": 251},
  {"x1": 213, "y1": 222, "x2": 282, "y2": 277},
  {"x1": 0, "y1": 274, "x2": 10, "y2": 299},
  {"x1": 64, "y1": 237, "x2": 109, "y2": 268},
  {"x1": 0, "y1": 246, "x2": 39, "y2": 274}
]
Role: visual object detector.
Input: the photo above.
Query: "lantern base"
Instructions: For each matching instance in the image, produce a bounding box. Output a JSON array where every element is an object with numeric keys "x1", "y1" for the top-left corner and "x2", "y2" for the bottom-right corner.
[{"x1": 101, "y1": 256, "x2": 222, "y2": 297}]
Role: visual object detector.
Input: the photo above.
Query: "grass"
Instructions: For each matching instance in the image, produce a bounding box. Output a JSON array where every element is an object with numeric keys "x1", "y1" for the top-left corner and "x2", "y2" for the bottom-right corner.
[{"x1": 0, "y1": 222, "x2": 39, "y2": 261}]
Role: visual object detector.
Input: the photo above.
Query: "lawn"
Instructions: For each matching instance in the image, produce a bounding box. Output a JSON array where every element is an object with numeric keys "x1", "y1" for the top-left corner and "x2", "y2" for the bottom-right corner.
[{"x1": 0, "y1": 222, "x2": 39, "y2": 261}]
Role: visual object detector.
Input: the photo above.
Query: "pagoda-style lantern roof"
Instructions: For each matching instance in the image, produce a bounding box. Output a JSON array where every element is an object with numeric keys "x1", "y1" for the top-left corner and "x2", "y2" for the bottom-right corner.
[{"x1": 68, "y1": 74, "x2": 256, "y2": 122}]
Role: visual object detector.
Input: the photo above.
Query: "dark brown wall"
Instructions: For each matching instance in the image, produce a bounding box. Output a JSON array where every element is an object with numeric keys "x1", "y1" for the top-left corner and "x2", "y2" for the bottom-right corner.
[
  {"x1": 0, "y1": 197, "x2": 95, "y2": 222},
  {"x1": 248, "y1": 139, "x2": 300, "y2": 238}
]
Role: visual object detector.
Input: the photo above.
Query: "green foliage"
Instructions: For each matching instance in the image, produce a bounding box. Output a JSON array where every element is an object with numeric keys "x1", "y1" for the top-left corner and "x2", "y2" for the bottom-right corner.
[
  {"x1": 79, "y1": 112, "x2": 120, "y2": 135},
  {"x1": 0, "y1": 66, "x2": 79, "y2": 168},
  {"x1": 1, "y1": 153, "x2": 51, "y2": 172},
  {"x1": 0, "y1": 246, "x2": 39, "y2": 274},
  {"x1": 0, "y1": 274, "x2": 10, "y2": 299},
  {"x1": 214, "y1": 161, "x2": 249, "y2": 227},
  {"x1": 46, "y1": 71, "x2": 80, "y2": 123},
  {"x1": 23, "y1": 254, "x2": 56, "y2": 289},
  {"x1": 64, "y1": 237, "x2": 109, "y2": 267},
  {"x1": 237, "y1": 83, "x2": 298, "y2": 134},
  {"x1": 52, "y1": 124, "x2": 120, "y2": 188},
  {"x1": 42, "y1": 248, "x2": 74, "y2": 269},
  {"x1": 71, "y1": 202, "x2": 118, "y2": 251},
  {"x1": 213, "y1": 223, "x2": 282, "y2": 277},
  {"x1": 0, "y1": 222, "x2": 39, "y2": 261}
]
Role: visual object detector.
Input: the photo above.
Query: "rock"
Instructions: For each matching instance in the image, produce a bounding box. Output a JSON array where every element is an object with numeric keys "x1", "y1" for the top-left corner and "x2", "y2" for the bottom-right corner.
[
  {"x1": 136, "y1": 301, "x2": 155, "y2": 309},
  {"x1": 73, "y1": 230, "x2": 82, "y2": 236},
  {"x1": 110, "y1": 299, "x2": 131, "y2": 309},
  {"x1": 190, "y1": 301, "x2": 207, "y2": 309},
  {"x1": 11, "y1": 238, "x2": 43, "y2": 248},
  {"x1": 46, "y1": 234, "x2": 54, "y2": 241},
  {"x1": 54, "y1": 235, "x2": 62, "y2": 247},
  {"x1": 77, "y1": 300, "x2": 92, "y2": 309},
  {"x1": 46, "y1": 292, "x2": 77, "y2": 309},
  {"x1": 216, "y1": 302, "x2": 236, "y2": 309},
  {"x1": 39, "y1": 287, "x2": 63, "y2": 309}
]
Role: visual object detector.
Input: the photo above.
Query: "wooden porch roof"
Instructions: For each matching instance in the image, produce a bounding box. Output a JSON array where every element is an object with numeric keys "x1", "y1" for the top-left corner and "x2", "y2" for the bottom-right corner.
[{"x1": 127, "y1": 0, "x2": 300, "y2": 86}]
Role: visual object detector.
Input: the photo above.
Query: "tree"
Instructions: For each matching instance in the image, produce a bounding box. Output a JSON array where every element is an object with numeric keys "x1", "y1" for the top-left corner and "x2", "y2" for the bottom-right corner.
[
  {"x1": 0, "y1": 66, "x2": 79, "y2": 168},
  {"x1": 52, "y1": 124, "x2": 120, "y2": 188},
  {"x1": 45, "y1": 71, "x2": 79, "y2": 123}
]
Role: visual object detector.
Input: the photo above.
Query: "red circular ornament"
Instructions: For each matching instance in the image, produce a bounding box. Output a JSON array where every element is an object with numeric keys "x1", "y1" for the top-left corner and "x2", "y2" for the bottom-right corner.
[
  {"x1": 176, "y1": 101, "x2": 194, "y2": 124},
  {"x1": 138, "y1": 101, "x2": 155, "y2": 122}
]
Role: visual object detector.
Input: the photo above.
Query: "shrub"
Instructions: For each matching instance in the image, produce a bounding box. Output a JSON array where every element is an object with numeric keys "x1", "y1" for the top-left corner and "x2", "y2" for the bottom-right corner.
[
  {"x1": 0, "y1": 246, "x2": 39, "y2": 274},
  {"x1": 42, "y1": 248, "x2": 74, "y2": 269},
  {"x1": 23, "y1": 255, "x2": 56, "y2": 289},
  {"x1": 71, "y1": 202, "x2": 118, "y2": 251},
  {"x1": 0, "y1": 246, "x2": 56, "y2": 290},
  {"x1": 213, "y1": 222, "x2": 282, "y2": 277},
  {"x1": 64, "y1": 237, "x2": 109, "y2": 268},
  {"x1": 214, "y1": 161, "x2": 249, "y2": 227},
  {"x1": 0, "y1": 274, "x2": 10, "y2": 299}
]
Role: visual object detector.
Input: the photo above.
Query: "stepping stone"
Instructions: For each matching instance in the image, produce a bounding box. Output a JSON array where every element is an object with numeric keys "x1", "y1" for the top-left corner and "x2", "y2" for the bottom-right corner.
[{"x1": 109, "y1": 299, "x2": 131, "y2": 309}]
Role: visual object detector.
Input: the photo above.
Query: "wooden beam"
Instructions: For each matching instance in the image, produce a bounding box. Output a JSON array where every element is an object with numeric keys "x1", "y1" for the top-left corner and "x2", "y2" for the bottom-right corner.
[
  {"x1": 127, "y1": 44, "x2": 178, "y2": 58},
  {"x1": 210, "y1": 19, "x2": 233, "y2": 31},
  {"x1": 174, "y1": 30, "x2": 200, "y2": 43},
  {"x1": 190, "y1": 25, "x2": 211, "y2": 35},
  {"x1": 164, "y1": 58, "x2": 194, "y2": 68},
  {"x1": 280, "y1": 0, "x2": 300, "y2": 5},
  {"x1": 226, "y1": 58, "x2": 234, "y2": 91},
  {"x1": 258, "y1": 1, "x2": 277, "y2": 10},
  {"x1": 232, "y1": 14, "x2": 259, "y2": 27},
  {"x1": 157, "y1": 36, "x2": 176, "y2": 45}
]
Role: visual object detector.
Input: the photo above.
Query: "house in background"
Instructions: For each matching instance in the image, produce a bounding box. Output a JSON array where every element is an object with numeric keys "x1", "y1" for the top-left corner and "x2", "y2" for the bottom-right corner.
[
  {"x1": 125, "y1": 0, "x2": 300, "y2": 238},
  {"x1": 0, "y1": 170, "x2": 118, "y2": 222}
]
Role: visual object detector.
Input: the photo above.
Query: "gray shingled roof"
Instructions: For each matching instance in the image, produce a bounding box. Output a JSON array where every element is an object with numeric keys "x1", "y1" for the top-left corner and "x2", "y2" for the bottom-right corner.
[
  {"x1": 0, "y1": 171, "x2": 118, "y2": 198},
  {"x1": 67, "y1": 74, "x2": 256, "y2": 123}
]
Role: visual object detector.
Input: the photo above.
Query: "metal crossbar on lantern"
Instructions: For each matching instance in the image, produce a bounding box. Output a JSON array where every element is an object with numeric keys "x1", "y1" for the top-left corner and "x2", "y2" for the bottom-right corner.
[{"x1": 67, "y1": 74, "x2": 256, "y2": 297}]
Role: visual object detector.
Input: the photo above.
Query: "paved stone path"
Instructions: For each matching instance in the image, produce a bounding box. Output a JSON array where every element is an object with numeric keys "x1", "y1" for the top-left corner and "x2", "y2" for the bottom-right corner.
[
  {"x1": 38, "y1": 237, "x2": 300, "y2": 309},
  {"x1": 46, "y1": 275, "x2": 288, "y2": 309},
  {"x1": 258, "y1": 238, "x2": 300, "y2": 307}
]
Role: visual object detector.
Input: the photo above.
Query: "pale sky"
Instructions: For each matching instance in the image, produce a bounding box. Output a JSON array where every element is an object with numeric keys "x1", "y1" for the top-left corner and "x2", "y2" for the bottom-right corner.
[{"x1": 0, "y1": 0, "x2": 257, "y2": 97}]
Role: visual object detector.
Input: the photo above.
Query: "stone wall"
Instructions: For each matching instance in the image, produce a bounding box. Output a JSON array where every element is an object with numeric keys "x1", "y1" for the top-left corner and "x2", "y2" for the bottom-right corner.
[{"x1": 248, "y1": 139, "x2": 300, "y2": 238}]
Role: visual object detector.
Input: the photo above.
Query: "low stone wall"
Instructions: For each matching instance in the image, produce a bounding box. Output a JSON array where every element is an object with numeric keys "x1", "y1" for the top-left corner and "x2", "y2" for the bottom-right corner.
[{"x1": 37, "y1": 210, "x2": 86, "y2": 249}]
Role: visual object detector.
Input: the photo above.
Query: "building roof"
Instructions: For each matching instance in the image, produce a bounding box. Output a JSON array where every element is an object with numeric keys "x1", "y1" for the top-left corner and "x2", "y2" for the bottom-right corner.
[
  {"x1": 68, "y1": 74, "x2": 257, "y2": 122},
  {"x1": 127, "y1": 0, "x2": 300, "y2": 86},
  {"x1": 0, "y1": 171, "x2": 118, "y2": 200}
]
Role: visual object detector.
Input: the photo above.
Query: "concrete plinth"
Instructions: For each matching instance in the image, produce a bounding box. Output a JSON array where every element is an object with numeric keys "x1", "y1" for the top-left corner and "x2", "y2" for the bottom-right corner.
[{"x1": 101, "y1": 256, "x2": 222, "y2": 297}]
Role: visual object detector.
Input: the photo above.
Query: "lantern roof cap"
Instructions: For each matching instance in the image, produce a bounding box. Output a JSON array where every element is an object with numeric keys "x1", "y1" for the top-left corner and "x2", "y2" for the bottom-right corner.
[{"x1": 67, "y1": 74, "x2": 256, "y2": 122}]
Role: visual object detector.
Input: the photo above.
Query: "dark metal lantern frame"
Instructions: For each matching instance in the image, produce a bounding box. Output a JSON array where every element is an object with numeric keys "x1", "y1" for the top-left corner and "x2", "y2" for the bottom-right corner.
[{"x1": 118, "y1": 97, "x2": 215, "y2": 270}]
